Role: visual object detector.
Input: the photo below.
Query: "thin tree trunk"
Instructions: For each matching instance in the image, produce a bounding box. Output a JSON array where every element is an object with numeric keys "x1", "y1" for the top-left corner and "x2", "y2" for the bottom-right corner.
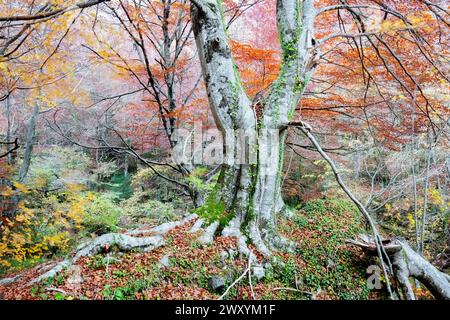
[
  {"x1": 5, "y1": 85, "x2": 13, "y2": 164},
  {"x1": 410, "y1": 111, "x2": 419, "y2": 250},
  {"x1": 419, "y1": 140, "x2": 433, "y2": 254},
  {"x1": 19, "y1": 103, "x2": 39, "y2": 182},
  {"x1": 294, "y1": 121, "x2": 395, "y2": 299}
]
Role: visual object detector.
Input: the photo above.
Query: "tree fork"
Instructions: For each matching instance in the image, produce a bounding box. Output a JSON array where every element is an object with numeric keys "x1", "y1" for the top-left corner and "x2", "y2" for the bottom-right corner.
[{"x1": 190, "y1": 0, "x2": 317, "y2": 258}]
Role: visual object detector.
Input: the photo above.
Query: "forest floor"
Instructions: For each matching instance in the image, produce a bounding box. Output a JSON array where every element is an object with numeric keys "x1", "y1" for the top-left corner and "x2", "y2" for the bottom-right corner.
[{"x1": 0, "y1": 199, "x2": 385, "y2": 300}]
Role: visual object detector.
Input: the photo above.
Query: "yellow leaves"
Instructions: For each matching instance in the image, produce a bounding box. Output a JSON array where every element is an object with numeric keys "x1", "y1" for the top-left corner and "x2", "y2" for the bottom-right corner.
[
  {"x1": 34, "y1": 176, "x2": 50, "y2": 189},
  {"x1": 396, "y1": 94, "x2": 407, "y2": 101},
  {"x1": 0, "y1": 242, "x2": 8, "y2": 255},
  {"x1": 11, "y1": 233, "x2": 27, "y2": 247},
  {"x1": 14, "y1": 210, "x2": 33, "y2": 225},
  {"x1": 377, "y1": 11, "x2": 433, "y2": 33},
  {"x1": 85, "y1": 34, "x2": 96, "y2": 48},
  {"x1": 44, "y1": 232, "x2": 69, "y2": 248},
  {"x1": 85, "y1": 191, "x2": 97, "y2": 202},
  {"x1": 429, "y1": 188, "x2": 444, "y2": 206},
  {"x1": 96, "y1": 48, "x2": 112, "y2": 59},
  {"x1": 67, "y1": 183, "x2": 85, "y2": 193},
  {"x1": 407, "y1": 213, "x2": 415, "y2": 229},
  {"x1": 66, "y1": 194, "x2": 87, "y2": 227},
  {"x1": 379, "y1": 20, "x2": 408, "y2": 32},
  {"x1": 14, "y1": 214, "x2": 28, "y2": 223},
  {"x1": 13, "y1": 181, "x2": 30, "y2": 194},
  {"x1": 18, "y1": 200, "x2": 33, "y2": 214},
  {"x1": 0, "y1": 61, "x2": 8, "y2": 73},
  {"x1": 0, "y1": 182, "x2": 94, "y2": 269}
]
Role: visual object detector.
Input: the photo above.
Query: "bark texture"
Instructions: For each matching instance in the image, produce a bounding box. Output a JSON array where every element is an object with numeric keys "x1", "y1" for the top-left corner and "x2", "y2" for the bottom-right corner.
[{"x1": 190, "y1": 0, "x2": 318, "y2": 257}]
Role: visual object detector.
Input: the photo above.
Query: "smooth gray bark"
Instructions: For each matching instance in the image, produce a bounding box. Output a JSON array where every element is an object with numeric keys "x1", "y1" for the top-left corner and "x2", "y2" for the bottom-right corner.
[
  {"x1": 419, "y1": 141, "x2": 433, "y2": 254},
  {"x1": 18, "y1": 103, "x2": 39, "y2": 182},
  {"x1": 190, "y1": 0, "x2": 318, "y2": 257}
]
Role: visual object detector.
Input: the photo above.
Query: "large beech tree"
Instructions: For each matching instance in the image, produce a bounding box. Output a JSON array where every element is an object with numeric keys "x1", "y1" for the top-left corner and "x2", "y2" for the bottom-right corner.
[
  {"x1": 189, "y1": 0, "x2": 318, "y2": 256},
  {"x1": 188, "y1": 0, "x2": 449, "y2": 258},
  {"x1": 1, "y1": 0, "x2": 449, "y2": 300}
]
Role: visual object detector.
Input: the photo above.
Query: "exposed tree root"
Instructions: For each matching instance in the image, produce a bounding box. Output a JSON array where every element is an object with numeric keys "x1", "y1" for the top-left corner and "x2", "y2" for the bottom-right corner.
[
  {"x1": 74, "y1": 233, "x2": 164, "y2": 260},
  {"x1": 221, "y1": 218, "x2": 267, "y2": 279},
  {"x1": 247, "y1": 221, "x2": 272, "y2": 259},
  {"x1": 0, "y1": 261, "x2": 59, "y2": 286},
  {"x1": 126, "y1": 214, "x2": 198, "y2": 236},
  {"x1": 31, "y1": 234, "x2": 165, "y2": 284},
  {"x1": 222, "y1": 218, "x2": 255, "y2": 259},
  {"x1": 198, "y1": 222, "x2": 219, "y2": 245},
  {"x1": 189, "y1": 218, "x2": 205, "y2": 233},
  {"x1": 21, "y1": 214, "x2": 198, "y2": 285},
  {"x1": 349, "y1": 235, "x2": 450, "y2": 300},
  {"x1": 3, "y1": 213, "x2": 278, "y2": 289},
  {"x1": 0, "y1": 274, "x2": 22, "y2": 286},
  {"x1": 31, "y1": 260, "x2": 73, "y2": 284}
]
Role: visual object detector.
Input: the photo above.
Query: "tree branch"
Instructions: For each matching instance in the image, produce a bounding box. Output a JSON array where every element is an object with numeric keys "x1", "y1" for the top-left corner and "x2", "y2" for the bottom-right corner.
[
  {"x1": 0, "y1": 0, "x2": 110, "y2": 22},
  {"x1": 291, "y1": 120, "x2": 395, "y2": 299}
]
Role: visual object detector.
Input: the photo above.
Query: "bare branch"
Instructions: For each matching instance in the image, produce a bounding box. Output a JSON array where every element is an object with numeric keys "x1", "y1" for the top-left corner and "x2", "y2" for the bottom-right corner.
[{"x1": 0, "y1": 0, "x2": 110, "y2": 22}]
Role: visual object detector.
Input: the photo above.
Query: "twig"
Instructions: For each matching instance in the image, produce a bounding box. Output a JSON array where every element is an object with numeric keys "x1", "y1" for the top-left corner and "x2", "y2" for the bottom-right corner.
[{"x1": 219, "y1": 256, "x2": 252, "y2": 300}]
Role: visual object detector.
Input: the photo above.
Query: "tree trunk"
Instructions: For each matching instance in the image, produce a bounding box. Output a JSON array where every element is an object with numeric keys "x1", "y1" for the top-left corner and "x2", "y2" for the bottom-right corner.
[
  {"x1": 5, "y1": 86, "x2": 13, "y2": 164},
  {"x1": 410, "y1": 110, "x2": 419, "y2": 250},
  {"x1": 419, "y1": 138, "x2": 433, "y2": 254},
  {"x1": 19, "y1": 103, "x2": 39, "y2": 182},
  {"x1": 190, "y1": 0, "x2": 317, "y2": 257}
]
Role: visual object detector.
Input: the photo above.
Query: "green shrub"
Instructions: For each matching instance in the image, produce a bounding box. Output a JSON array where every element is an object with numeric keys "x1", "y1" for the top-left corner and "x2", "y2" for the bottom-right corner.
[
  {"x1": 99, "y1": 172, "x2": 133, "y2": 200},
  {"x1": 82, "y1": 193, "x2": 122, "y2": 235},
  {"x1": 130, "y1": 168, "x2": 189, "y2": 209},
  {"x1": 294, "y1": 215, "x2": 309, "y2": 228},
  {"x1": 121, "y1": 191, "x2": 178, "y2": 226},
  {"x1": 291, "y1": 198, "x2": 370, "y2": 299}
]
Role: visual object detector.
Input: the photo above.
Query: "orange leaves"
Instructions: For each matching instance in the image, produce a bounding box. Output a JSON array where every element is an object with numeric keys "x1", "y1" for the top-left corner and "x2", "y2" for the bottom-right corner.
[
  {"x1": 300, "y1": 1, "x2": 449, "y2": 147},
  {"x1": 229, "y1": 39, "x2": 280, "y2": 96}
]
